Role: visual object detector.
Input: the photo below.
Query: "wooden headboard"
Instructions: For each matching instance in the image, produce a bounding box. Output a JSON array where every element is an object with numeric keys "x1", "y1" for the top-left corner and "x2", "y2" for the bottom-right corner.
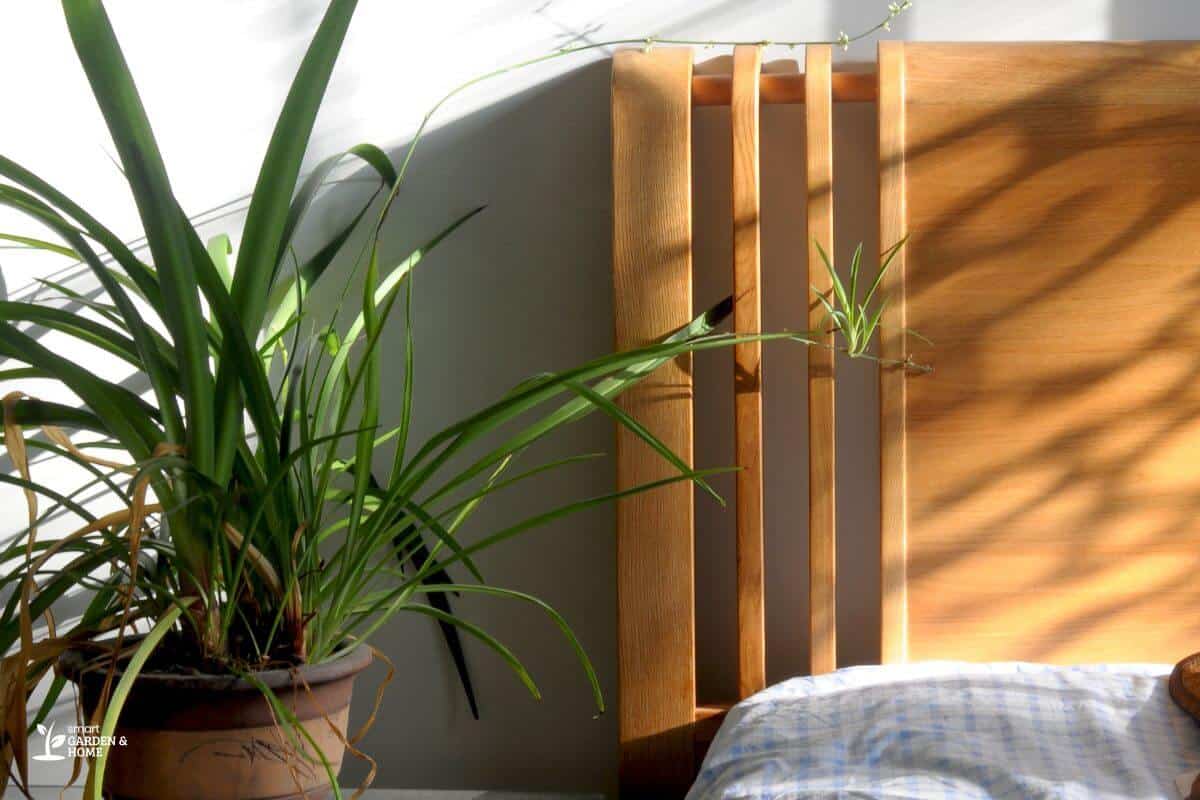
[
  {"x1": 612, "y1": 44, "x2": 842, "y2": 797},
  {"x1": 878, "y1": 41, "x2": 1200, "y2": 664},
  {"x1": 612, "y1": 41, "x2": 1200, "y2": 798}
]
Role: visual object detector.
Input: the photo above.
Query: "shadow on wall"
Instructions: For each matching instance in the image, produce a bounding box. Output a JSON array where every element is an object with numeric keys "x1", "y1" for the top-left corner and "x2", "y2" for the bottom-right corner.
[
  {"x1": 314, "y1": 61, "x2": 622, "y2": 794},
  {"x1": 1110, "y1": 0, "x2": 1200, "y2": 37}
]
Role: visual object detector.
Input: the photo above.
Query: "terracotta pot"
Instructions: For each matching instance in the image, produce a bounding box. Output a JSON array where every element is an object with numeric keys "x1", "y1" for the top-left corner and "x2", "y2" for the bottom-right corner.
[{"x1": 58, "y1": 643, "x2": 372, "y2": 800}]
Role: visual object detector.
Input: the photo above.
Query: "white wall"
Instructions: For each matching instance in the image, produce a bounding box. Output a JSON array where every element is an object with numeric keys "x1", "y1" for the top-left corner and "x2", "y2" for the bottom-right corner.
[{"x1": 4, "y1": 0, "x2": 1200, "y2": 795}]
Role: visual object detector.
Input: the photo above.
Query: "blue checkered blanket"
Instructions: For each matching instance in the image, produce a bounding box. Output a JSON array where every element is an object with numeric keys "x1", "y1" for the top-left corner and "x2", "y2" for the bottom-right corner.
[{"x1": 688, "y1": 662, "x2": 1200, "y2": 799}]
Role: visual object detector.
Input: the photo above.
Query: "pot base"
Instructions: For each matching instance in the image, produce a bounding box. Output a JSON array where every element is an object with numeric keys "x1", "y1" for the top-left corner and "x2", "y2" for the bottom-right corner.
[
  {"x1": 59, "y1": 644, "x2": 372, "y2": 800},
  {"x1": 102, "y1": 710, "x2": 349, "y2": 800}
]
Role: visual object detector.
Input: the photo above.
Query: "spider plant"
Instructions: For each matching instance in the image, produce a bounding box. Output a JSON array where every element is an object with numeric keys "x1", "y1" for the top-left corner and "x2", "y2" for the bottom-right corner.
[
  {"x1": 811, "y1": 235, "x2": 932, "y2": 365},
  {"x1": 811, "y1": 237, "x2": 897, "y2": 357},
  {"x1": 0, "y1": 1, "x2": 914, "y2": 796}
]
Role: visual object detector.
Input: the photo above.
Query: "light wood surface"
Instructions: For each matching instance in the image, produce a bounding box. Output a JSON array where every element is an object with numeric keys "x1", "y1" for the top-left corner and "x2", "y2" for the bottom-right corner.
[
  {"x1": 612, "y1": 41, "x2": 1200, "y2": 795},
  {"x1": 731, "y1": 44, "x2": 767, "y2": 701},
  {"x1": 693, "y1": 72, "x2": 878, "y2": 105},
  {"x1": 879, "y1": 42, "x2": 1200, "y2": 664},
  {"x1": 805, "y1": 45, "x2": 837, "y2": 676},
  {"x1": 611, "y1": 47, "x2": 697, "y2": 796},
  {"x1": 615, "y1": 47, "x2": 885, "y2": 795},
  {"x1": 877, "y1": 41, "x2": 909, "y2": 665}
]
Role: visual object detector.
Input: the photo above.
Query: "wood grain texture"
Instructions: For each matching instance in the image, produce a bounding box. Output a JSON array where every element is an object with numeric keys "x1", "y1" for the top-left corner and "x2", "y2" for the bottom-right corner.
[
  {"x1": 878, "y1": 41, "x2": 909, "y2": 665},
  {"x1": 692, "y1": 72, "x2": 878, "y2": 105},
  {"x1": 731, "y1": 44, "x2": 766, "y2": 700},
  {"x1": 612, "y1": 47, "x2": 697, "y2": 797},
  {"x1": 805, "y1": 44, "x2": 837, "y2": 676},
  {"x1": 882, "y1": 42, "x2": 1200, "y2": 664}
]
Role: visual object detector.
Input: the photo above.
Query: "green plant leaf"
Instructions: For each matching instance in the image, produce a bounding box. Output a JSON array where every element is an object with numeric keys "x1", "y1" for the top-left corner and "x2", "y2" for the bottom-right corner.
[
  {"x1": 0, "y1": 185, "x2": 185, "y2": 444},
  {"x1": 0, "y1": 301, "x2": 159, "y2": 373},
  {"x1": 860, "y1": 235, "x2": 907, "y2": 311},
  {"x1": 312, "y1": 205, "x2": 485, "y2": 434},
  {"x1": 0, "y1": 322, "x2": 161, "y2": 458},
  {"x1": 409, "y1": 467, "x2": 738, "y2": 591},
  {"x1": 89, "y1": 604, "x2": 184, "y2": 800},
  {"x1": 274, "y1": 143, "x2": 395, "y2": 293},
  {"x1": 231, "y1": 0, "x2": 359, "y2": 337},
  {"x1": 207, "y1": 234, "x2": 234, "y2": 291},
  {"x1": 400, "y1": 604, "x2": 541, "y2": 701},
  {"x1": 0, "y1": 154, "x2": 164, "y2": 309},
  {"x1": 0, "y1": 233, "x2": 77, "y2": 259},
  {"x1": 411, "y1": 297, "x2": 738, "y2": 508},
  {"x1": 847, "y1": 241, "x2": 863, "y2": 310},
  {"x1": 237, "y1": 672, "x2": 344, "y2": 800},
  {"x1": 63, "y1": 0, "x2": 216, "y2": 475},
  {"x1": 423, "y1": 584, "x2": 604, "y2": 714},
  {"x1": 563, "y1": 377, "x2": 721, "y2": 504},
  {"x1": 0, "y1": 397, "x2": 105, "y2": 433}
]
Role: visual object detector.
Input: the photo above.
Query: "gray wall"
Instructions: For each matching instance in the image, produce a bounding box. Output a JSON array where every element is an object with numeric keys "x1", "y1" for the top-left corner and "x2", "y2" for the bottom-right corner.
[{"x1": 4, "y1": 0, "x2": 1200, "y2": 795}]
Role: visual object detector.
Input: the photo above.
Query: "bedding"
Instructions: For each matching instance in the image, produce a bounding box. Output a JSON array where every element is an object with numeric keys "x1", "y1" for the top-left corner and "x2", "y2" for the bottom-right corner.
[{"x1": 687, "y1": 662, "x2": 1200, "y2": 800}]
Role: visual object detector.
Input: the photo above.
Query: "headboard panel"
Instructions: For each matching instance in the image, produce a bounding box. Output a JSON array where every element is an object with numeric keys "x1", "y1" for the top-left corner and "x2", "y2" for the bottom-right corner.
[
  {"x1": 612, "y1": 45, "x2": 842, "y2": 797},
  {"x1": 806, "y1": 43, "x2": 838, "y2": 678},
  {"x1": 731, "y1": 43, "x2": 767, "y2": 700},
  {"x1": 878, "y1": 42, "x2": 1200, "y2": 664},
  {"x1": 612, "y1": 47, "x2": 698, "y2": 796}
]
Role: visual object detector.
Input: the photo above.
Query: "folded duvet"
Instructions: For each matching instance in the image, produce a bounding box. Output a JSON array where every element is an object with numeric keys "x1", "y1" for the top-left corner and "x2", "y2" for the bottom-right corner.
[{"x1": 688, "y1": 662, "x2": 1200, "y2": 800}]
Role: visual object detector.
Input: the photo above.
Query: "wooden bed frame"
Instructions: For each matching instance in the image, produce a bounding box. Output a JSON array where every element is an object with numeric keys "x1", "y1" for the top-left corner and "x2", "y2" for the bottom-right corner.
[{"x1": 612, "y1": 41, "x2": 1200, "y2": 797}]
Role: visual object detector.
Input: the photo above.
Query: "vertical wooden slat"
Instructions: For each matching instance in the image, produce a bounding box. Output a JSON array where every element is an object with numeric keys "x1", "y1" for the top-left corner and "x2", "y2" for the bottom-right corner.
[
  {"x1": 731, "y1": 44, "x2": 766, "y2": 700},
  {"x1": 612, "y1": 47, "x2": 697, "y2": 797},
  {"x1": 877, "y1": 41, "x2": 909, "y2": 664},
  {"x1": 805, "y1": 44, "x2": 837, "y2": 676}
]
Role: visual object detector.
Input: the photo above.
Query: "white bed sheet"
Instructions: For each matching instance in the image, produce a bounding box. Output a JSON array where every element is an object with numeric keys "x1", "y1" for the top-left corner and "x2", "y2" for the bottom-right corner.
[{"x1": 688, "y1": 662, "x2": 1200, "y2": 800}]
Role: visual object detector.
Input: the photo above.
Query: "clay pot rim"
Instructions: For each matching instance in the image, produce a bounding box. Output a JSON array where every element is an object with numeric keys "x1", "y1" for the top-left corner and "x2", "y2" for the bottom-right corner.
[{"x1": 58, "y1": 638, "x2": 372, "y2": 692}]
